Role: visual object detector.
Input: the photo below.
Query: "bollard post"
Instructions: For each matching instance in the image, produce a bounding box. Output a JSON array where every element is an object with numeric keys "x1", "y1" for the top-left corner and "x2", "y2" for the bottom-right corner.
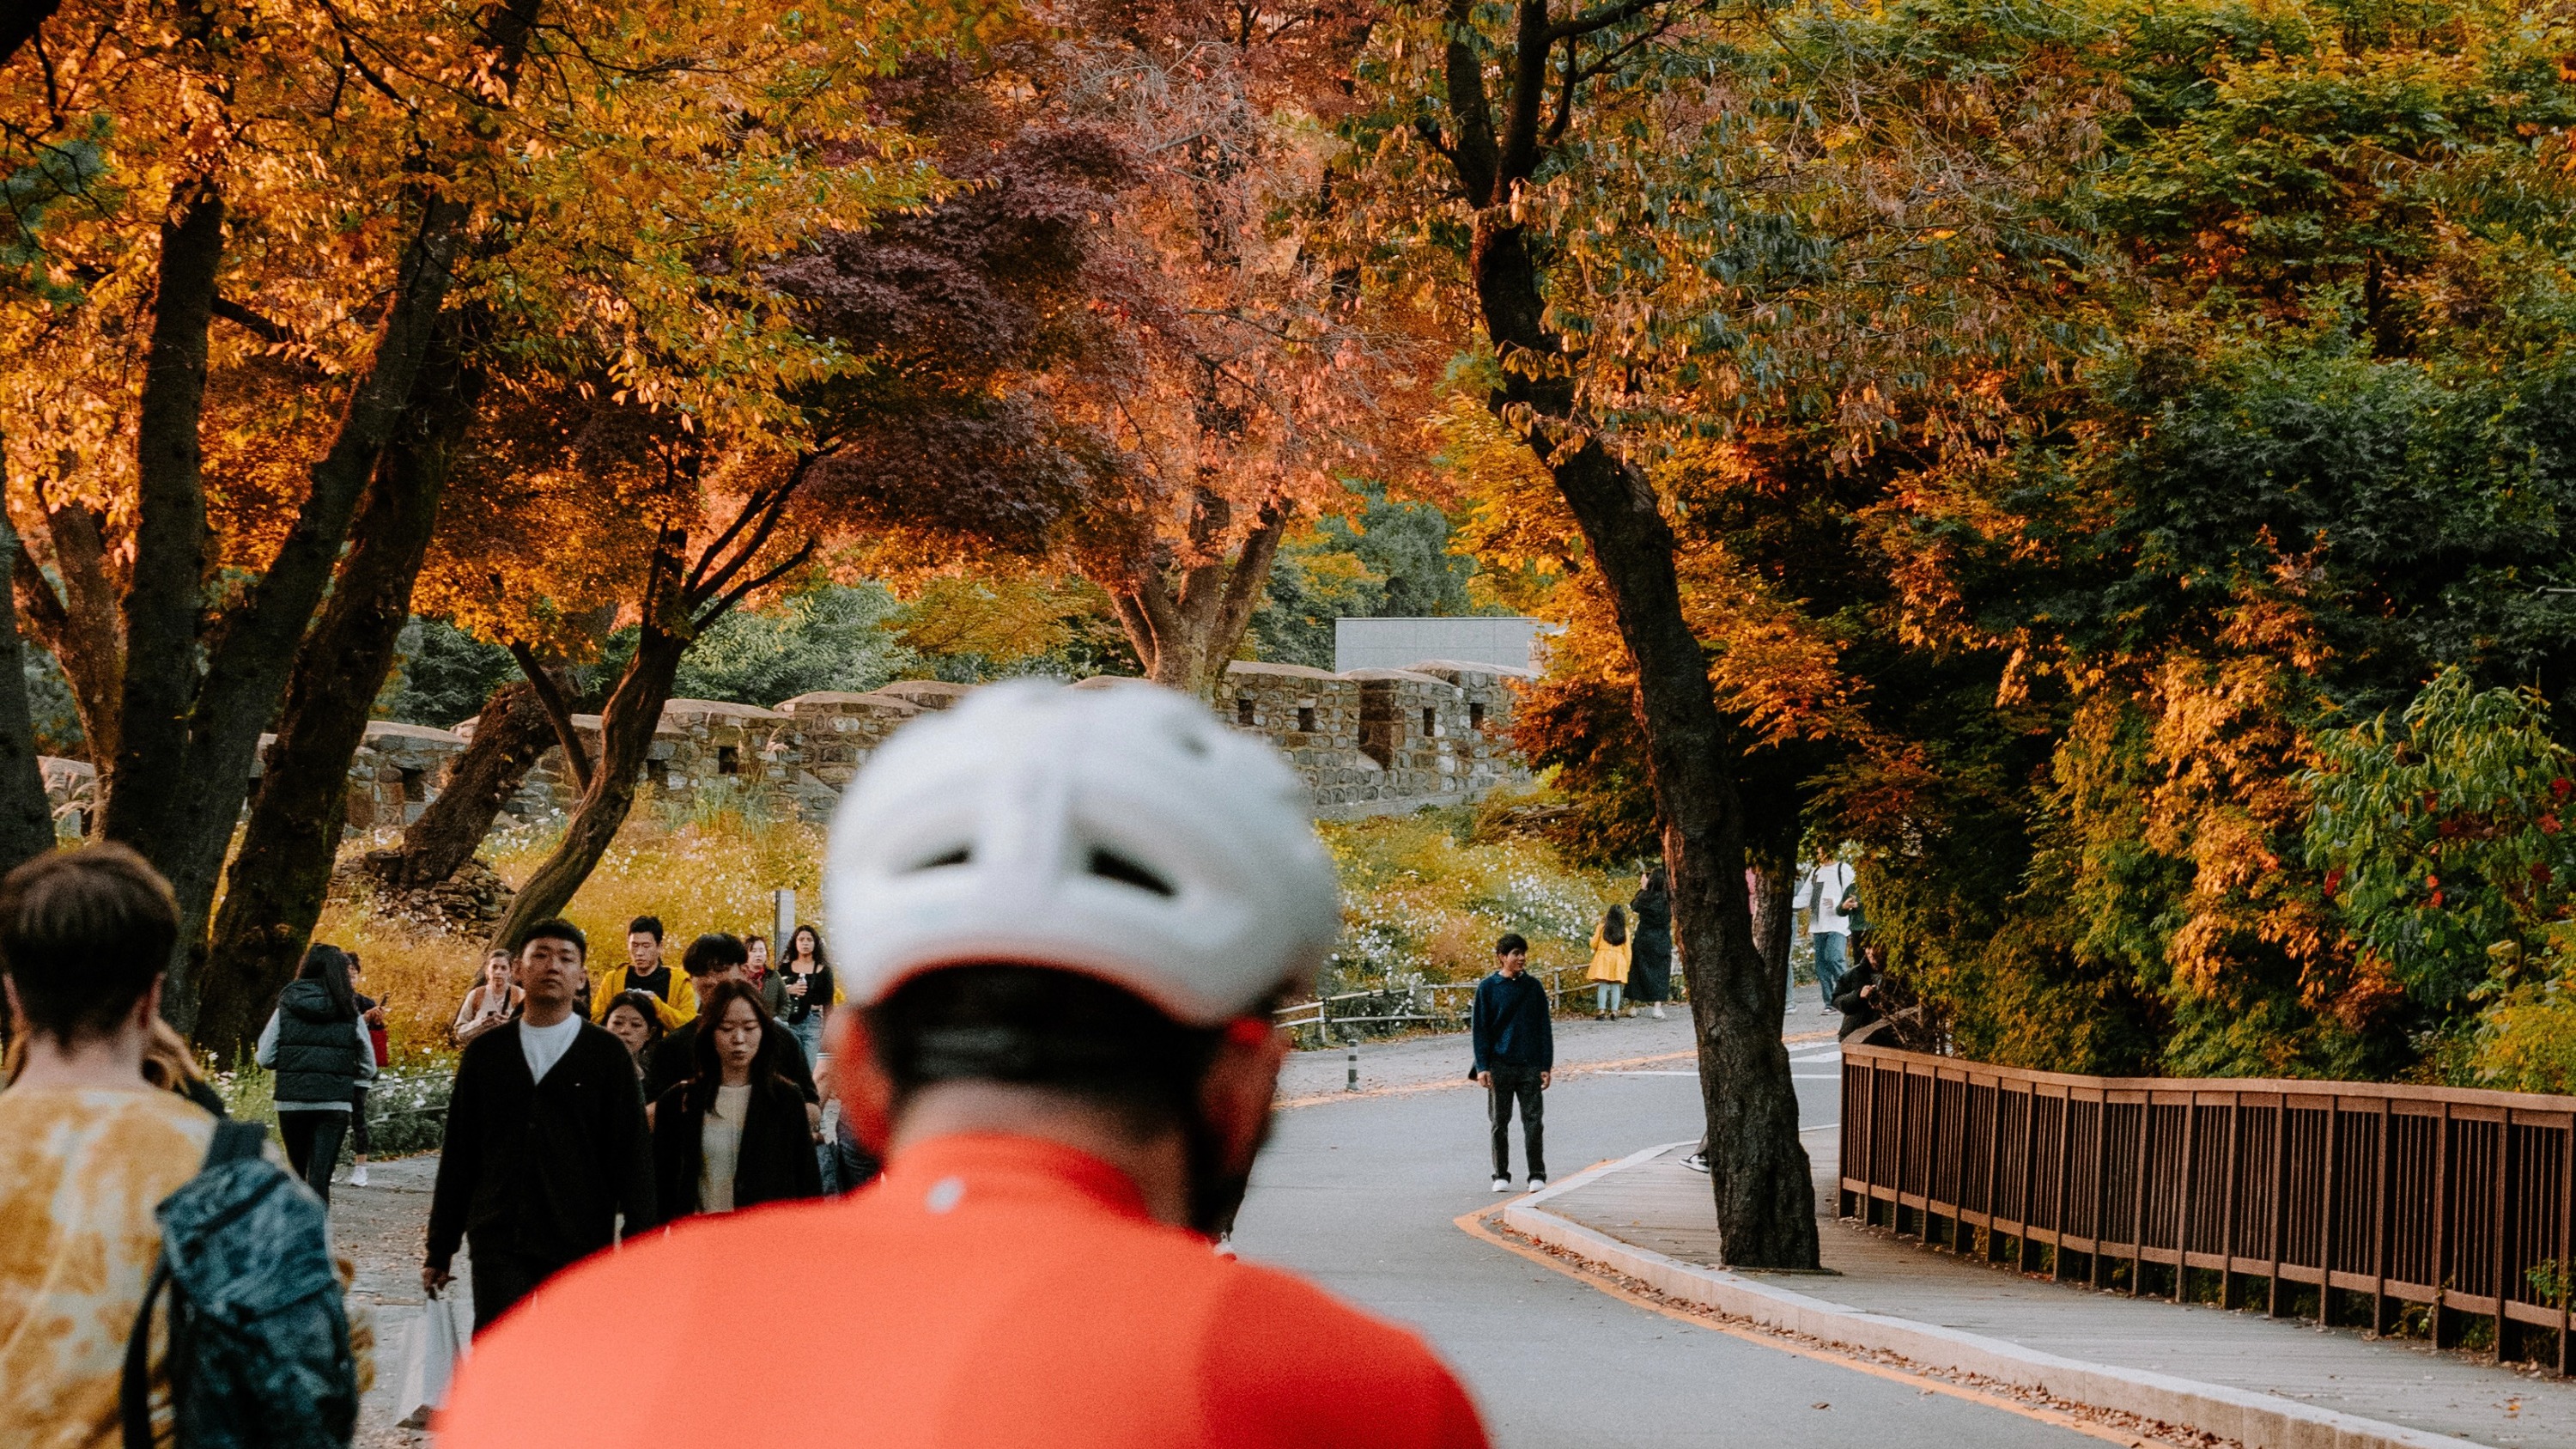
[{"x1": 1346, "y1": 1039, "x2": 1358, "y2": 1093}]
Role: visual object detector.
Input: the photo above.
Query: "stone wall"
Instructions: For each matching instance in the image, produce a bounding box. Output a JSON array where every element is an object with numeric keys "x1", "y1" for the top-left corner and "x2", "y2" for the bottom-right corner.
[{"x1": 44, "y1": 659, "x2": 1534, "y2": 834}]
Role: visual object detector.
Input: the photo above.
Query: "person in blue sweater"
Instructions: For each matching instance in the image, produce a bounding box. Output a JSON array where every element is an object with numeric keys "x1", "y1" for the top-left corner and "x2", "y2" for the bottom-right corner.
[{"x1": 1470, "y1": 934, "x2": 1553, "y2": 1192}]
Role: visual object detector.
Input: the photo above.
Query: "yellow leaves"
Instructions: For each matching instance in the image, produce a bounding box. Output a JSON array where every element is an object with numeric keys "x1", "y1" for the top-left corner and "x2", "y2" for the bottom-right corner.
[{"x1": 887, "y1": 575, "x2": 1084, "y2": 663}]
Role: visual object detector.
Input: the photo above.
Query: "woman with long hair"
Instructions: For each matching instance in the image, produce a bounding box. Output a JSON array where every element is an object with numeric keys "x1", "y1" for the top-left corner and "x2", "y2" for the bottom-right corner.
[
  {"x1": 1625, "y1": 867, "x2": 1674, "y2": 1020},
  {"x1": 777, "y1": 922, "x2": 835, "y2": 1069},
  {"x1": 1587, "y1": 904, "x2": 1632, "y2": 1020},
  {"x1": 453, "y1": 947, "x2": 522, "y2": 1046},
  {"x1": 650, "y1": 980, "x2": 822, "y2": 1219},
  {"x1": 254, "y1": 943, "x2": 378, "y2": 1203}
]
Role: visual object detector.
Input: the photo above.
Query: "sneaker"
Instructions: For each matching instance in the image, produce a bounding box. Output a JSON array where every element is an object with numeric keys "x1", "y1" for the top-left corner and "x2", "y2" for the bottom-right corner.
[
  {"x1": 1492, "y1": 1177, "x2": 1511, "y2": 1193},
  {"x1": 1651, "y1": 1004, "x2": 1665, "y2": 1020},
  {"x1": 1212, "y1": 1235, "x2": 1236, "y2": 1259},
  {"x1": 350, "y1": 1164, "x2": 369, "y2": 1187},
  {"x1": 1682, "y1": 1152, "x2": 1710, "y2": 1174},
  {"x1": 1528, "y1": 1178, "x2": 1547, "y2": 1190}
]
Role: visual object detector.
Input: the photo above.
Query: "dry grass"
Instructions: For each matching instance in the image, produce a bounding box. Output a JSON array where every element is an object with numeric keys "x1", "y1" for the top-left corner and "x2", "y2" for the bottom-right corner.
[
  {"x1": 314, "y1": 782, "x2": 1626, "y2": 1064},
  {"x1": 319, "y1": 785, "x2": 822, "y2": 1066}
]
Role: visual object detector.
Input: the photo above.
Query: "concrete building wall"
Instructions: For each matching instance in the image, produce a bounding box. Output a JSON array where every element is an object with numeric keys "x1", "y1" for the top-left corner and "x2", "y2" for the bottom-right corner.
[{"x1": 1334, "y1": 617, "x2": 1556, "y2": 673}]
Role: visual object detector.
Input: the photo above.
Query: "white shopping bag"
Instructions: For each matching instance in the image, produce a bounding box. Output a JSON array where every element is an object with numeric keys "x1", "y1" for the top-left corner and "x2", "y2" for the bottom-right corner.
[{"x1": 395, "y1": 1286, "x2": 470, "y2": 1428}]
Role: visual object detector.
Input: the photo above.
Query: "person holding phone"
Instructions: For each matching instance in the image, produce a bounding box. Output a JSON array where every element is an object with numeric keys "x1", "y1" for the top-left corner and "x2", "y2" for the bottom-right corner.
[
  {"x1": 776, "y1": 923, "x2": 835, "y2": 1070},
  {"x1": 453, "y1": 948, "x2": 522, "y2": 1046}
]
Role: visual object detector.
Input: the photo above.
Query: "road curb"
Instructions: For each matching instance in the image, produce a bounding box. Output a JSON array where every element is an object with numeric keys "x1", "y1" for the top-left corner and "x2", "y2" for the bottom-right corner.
[{"x1": 1500, "y1": 1145, "x2": 2491, "y2": 1449}]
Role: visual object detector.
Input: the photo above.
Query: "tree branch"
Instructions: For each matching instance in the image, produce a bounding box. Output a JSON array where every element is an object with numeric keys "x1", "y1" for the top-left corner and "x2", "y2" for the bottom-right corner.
[
  {"x1": 1545, "y1": 0, "x2": 1664, "y2": 43},
  {"x1": 507, "y1": 640, "x2": 591, "y2": 793}
]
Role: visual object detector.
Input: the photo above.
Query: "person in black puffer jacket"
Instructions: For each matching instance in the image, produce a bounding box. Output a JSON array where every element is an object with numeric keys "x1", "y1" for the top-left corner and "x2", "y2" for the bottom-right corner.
[{"x1": 257, "y1": 944, "x2": 378, "y2": 1203}]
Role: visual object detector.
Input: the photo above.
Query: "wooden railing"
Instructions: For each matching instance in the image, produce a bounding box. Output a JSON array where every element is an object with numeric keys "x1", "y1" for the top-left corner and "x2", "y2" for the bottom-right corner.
[{"x1": 1837, "y1": 1035, "x2": 2576, "y2": 1373}]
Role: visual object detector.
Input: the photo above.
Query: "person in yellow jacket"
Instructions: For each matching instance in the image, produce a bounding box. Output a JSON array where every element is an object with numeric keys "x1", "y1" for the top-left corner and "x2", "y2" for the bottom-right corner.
[
  {"x1": 592, "y1": 915, "x2": 696, "y2": 1029},
  {"x1": 1586, "y1": 905, "x2": 1631, "y2": 1020}
]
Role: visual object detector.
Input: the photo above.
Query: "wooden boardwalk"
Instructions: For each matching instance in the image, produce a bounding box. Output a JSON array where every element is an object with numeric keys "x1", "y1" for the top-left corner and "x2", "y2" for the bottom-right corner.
[{"x1": 1548, "y1": 1142, "x2": 2576, "y2": 1449}]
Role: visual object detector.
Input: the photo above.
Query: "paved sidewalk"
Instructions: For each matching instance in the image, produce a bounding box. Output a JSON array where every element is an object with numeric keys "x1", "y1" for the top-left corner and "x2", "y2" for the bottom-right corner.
[{"x1": 1534, "y1": 1049, "x2": 2576, "y2": 1449}]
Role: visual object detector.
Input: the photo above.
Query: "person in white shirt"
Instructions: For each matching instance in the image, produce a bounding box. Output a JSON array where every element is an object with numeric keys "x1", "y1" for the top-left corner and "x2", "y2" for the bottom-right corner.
[{"x1": 1801, "y1": 858, "x2": 1857, "y2": 1009}]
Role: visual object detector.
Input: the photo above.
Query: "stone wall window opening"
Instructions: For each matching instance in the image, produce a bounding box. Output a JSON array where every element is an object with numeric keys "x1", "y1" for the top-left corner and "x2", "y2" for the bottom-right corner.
[
  {"x1": 1421, "y1": 706, "x2": 1437, "y2": 738},
  {"x1": 1469, "y1": 702, "x2": 1485, "y2": 732},
  {"x1": 1297, "y1": 704, "x2": 1316, "y2": 734},
  {"x1": 398, "y1": 767, "x2": 428, "y2": 803},
  {"x1": 1237, "y1": 696, "x2": 1257, "y2": 727},
  {"x1": 646, "y1": 758, "x2": 670, "y2": 789},
  {"x1": 717, "y1": 745, "x2": 741, "y2": 776}
]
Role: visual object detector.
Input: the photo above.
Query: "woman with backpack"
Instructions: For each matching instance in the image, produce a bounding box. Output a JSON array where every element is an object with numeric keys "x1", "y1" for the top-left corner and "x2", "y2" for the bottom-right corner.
[
  {"x1": 650, "y1": 979, "x2": 822, "y2": 1219},
  {"x1": 255, "y1": 943, "x2": 378, "y2": 1203},
  {"x1": 1587, "y1": 904, "x2": 1632, "y2": 1020}
]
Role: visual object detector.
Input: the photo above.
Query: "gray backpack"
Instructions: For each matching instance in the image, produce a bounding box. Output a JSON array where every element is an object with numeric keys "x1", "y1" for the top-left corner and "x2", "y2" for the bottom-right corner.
[{"x1": 119, "y1": 1119, "x2": 358, "y2": 1449}]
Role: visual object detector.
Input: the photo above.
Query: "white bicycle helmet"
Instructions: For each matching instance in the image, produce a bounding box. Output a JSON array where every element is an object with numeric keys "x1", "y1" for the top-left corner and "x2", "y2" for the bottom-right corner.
[{"x1": 823, "y1": 679, "x2": 1342, "y2": 1026}]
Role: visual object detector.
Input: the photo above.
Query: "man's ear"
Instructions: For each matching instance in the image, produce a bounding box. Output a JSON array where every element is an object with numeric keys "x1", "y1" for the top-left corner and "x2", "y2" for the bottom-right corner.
[
  {"x1": 826, "y1": 1006, "x2": 896, "y2": 1154},
  {"x1": 134, "y1": 976, "x2": 164, "y2": 1032},
  {"x1": 1200, "y1": 1019, "x2": 1288, "y2": 1176}
]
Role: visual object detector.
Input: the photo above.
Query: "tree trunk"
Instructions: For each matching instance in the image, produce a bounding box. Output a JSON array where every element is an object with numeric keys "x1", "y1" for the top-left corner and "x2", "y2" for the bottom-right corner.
[
  {"x1": 0, "y1": 508, "x2": 64, "y2": 870},
  {"x1": 194, "y1": 341, "x2": 477, "y2": 1060},
  {"x1": 98, "y1": 0, "x2": 544, "y2": 1033},
  {"x1": 14, "y1": 499, "x2": 125, "y2": 763},
  {"x1": 1748, "y1": 855, "x2": 1796, "y2": 1016},
  {"x1": 484, "y1": 546, "x2": 694, "y2": 949},
  {"x1": 1107, "y1": 490, "x2": 1290, "y2": 697},
  {"x1": 1430, "y1": 0, "x2": 1820, "y2": 1263},
  {"x1": 376, "y1": 679, "x2": 556, "y2": 887}
]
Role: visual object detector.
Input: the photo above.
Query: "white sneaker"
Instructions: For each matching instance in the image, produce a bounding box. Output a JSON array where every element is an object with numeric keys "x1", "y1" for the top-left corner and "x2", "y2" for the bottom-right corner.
[
  {"x1": 1651, "y1": 1005, "x2": 1666, "y2": 1020},
  {"x1": 1682, "y1": 1153, "x2": 1710, "y2": 1174},
  {"x1": 1212, "y1": 1235, "x2": 1236, "y2": 1259},
  {"x1": 1492, "y1": 1177, "x2": 1511, "y2": 1192},
  {"x1": 1528, "y1": 1178, "x2": 1547, "y2": 1190},
  {"x1": 350, "y1": 1164, "x2": 369, "y2": 1187}
]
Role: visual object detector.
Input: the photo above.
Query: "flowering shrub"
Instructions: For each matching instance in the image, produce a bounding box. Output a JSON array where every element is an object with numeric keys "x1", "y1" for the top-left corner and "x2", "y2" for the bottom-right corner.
[{"x1": 1318, "y1": 807, "x2": 1626, "y2": 996}]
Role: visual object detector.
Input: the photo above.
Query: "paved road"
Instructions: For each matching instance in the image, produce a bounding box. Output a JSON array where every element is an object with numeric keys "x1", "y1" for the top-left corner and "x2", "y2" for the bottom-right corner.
[{"x1": 1232, "y1": 1018, "x2": 2110, "y2": 1449}]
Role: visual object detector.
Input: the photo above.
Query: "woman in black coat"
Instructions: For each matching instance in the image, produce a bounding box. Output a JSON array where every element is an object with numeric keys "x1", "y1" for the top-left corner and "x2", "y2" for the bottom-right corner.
[
  {"x1": 651, "y1": 979, "x2": 822, "y2": 1219},
  {"x1": 1626, "y1": 868, "x2": 1674, "y2": 1018}
]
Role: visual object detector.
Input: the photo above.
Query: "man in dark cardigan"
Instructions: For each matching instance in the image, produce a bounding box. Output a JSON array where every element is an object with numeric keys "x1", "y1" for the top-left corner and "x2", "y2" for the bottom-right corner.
[{"x1": 424, "y1": 918, "x2": 656, "y2": 1334}]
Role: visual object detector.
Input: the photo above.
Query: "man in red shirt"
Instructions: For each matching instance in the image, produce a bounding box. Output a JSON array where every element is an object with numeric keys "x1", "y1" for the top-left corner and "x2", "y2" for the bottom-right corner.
[{"x1": 438, "y1": 680, "x2": 1490, "y2": 1448}]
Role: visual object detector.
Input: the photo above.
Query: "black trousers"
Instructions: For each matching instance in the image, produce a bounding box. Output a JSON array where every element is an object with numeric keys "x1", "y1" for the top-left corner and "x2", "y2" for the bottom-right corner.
[
  {"x1": 1487, "y1": 1065, "x2": 1546, "y2": 1180},
  {"x1": 276, "y1": 1110, "x2": 348, "y2": 1205},
  {"x1": 348, "y1": 1086, "x2": 370, "y2": 1155},
  {"x1": 466, "y1": 1240, "x2": 564, "y2": 1336}
]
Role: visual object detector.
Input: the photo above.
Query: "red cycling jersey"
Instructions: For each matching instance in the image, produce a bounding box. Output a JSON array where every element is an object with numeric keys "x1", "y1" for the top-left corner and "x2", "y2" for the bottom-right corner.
[{"x1": 437, "y1": 1131, "x2": 1491, "y2": 1449}]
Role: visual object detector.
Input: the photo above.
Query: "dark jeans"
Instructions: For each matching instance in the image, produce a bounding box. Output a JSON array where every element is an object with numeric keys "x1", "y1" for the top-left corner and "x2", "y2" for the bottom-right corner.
[
  {"x1": 276, "y1": 1109, "x2": 348, "y2": 1205},
  {"x1": 348, "y1": 1086, "x2": 370, "y2": 1155},
  {"x1": 466, "y1": 1240, "x2": 562, "y2": 1336},
  {"x1": 1487, "y1": 1064, "x2": 1546, "y2": 1181}
]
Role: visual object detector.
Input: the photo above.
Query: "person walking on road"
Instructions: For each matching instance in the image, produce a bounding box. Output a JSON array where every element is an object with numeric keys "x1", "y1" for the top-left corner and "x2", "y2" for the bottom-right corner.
[
  {"x1": 424, "y1": 919, "x2": 656, "y2": 1336},
  {"x1": 255, "y1": 943, "x2": 378, "y2": 1204},
  {"x1": 453, "y1": 947, "x2": 521, "y2": 1046},
  {"x1": 1472, "y1": 933, "x2": 1552, "y2": 1192},
  {"x1": 0, "y1": 844, "x2": 361, "y2": 1448},
  {"x1": 1801, "y1": 857, "x2": 1857, "y2": 1009},
  {"x1": 1625, "y1": 868, "x2": 1672, "y2": 1019},
  {"x1": 595, "y1": 916, "x2": 694, "y2": 1030},
  {"x1": 1586, "y1": 906, "x2": 1631, "y2": 1020},
  {"x1": 434, "y1": 679, "x2": 1489, "y2": 1449},
  {"x1": 602, "y1": 990, "x2": 665, "y2": 1087},
  {"x1": 775, "y1": 922, "x2": 835, "y2": 1069},
  {"x1": 650, "y1": 980, "x2": 822, "y2": 1220}
]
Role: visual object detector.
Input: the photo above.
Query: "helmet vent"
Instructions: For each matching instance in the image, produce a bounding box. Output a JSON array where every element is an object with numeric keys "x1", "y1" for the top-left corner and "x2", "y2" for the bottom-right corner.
[
  {"x1": 1086, "y1": 846, "x2": 1175, "y2": 897},
  {"x1": 908, "y1": 845, "x2": 972, "y2": 871}
]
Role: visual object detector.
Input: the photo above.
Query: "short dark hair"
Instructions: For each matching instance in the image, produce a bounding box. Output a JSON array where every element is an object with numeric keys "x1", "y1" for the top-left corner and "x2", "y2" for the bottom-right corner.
[
  {"x1": 0, "y1": 844, "x2": 180, "y2": 1045},
  {"x1": 628, "y1": 916, "x2": 664, "y2": 942},
  {"x1": 1495, "y1": 933, "x2": 1528, "y2": 956},
  {"x1": 517, "y1": 917, "x2": 586, "y2": 959},
  {"x1": 866, "y1": 965, "x2": 1233, "y2": 1139},
  {"x1": 681, "y1": 932, "x2": 747, "y2": 978}
]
